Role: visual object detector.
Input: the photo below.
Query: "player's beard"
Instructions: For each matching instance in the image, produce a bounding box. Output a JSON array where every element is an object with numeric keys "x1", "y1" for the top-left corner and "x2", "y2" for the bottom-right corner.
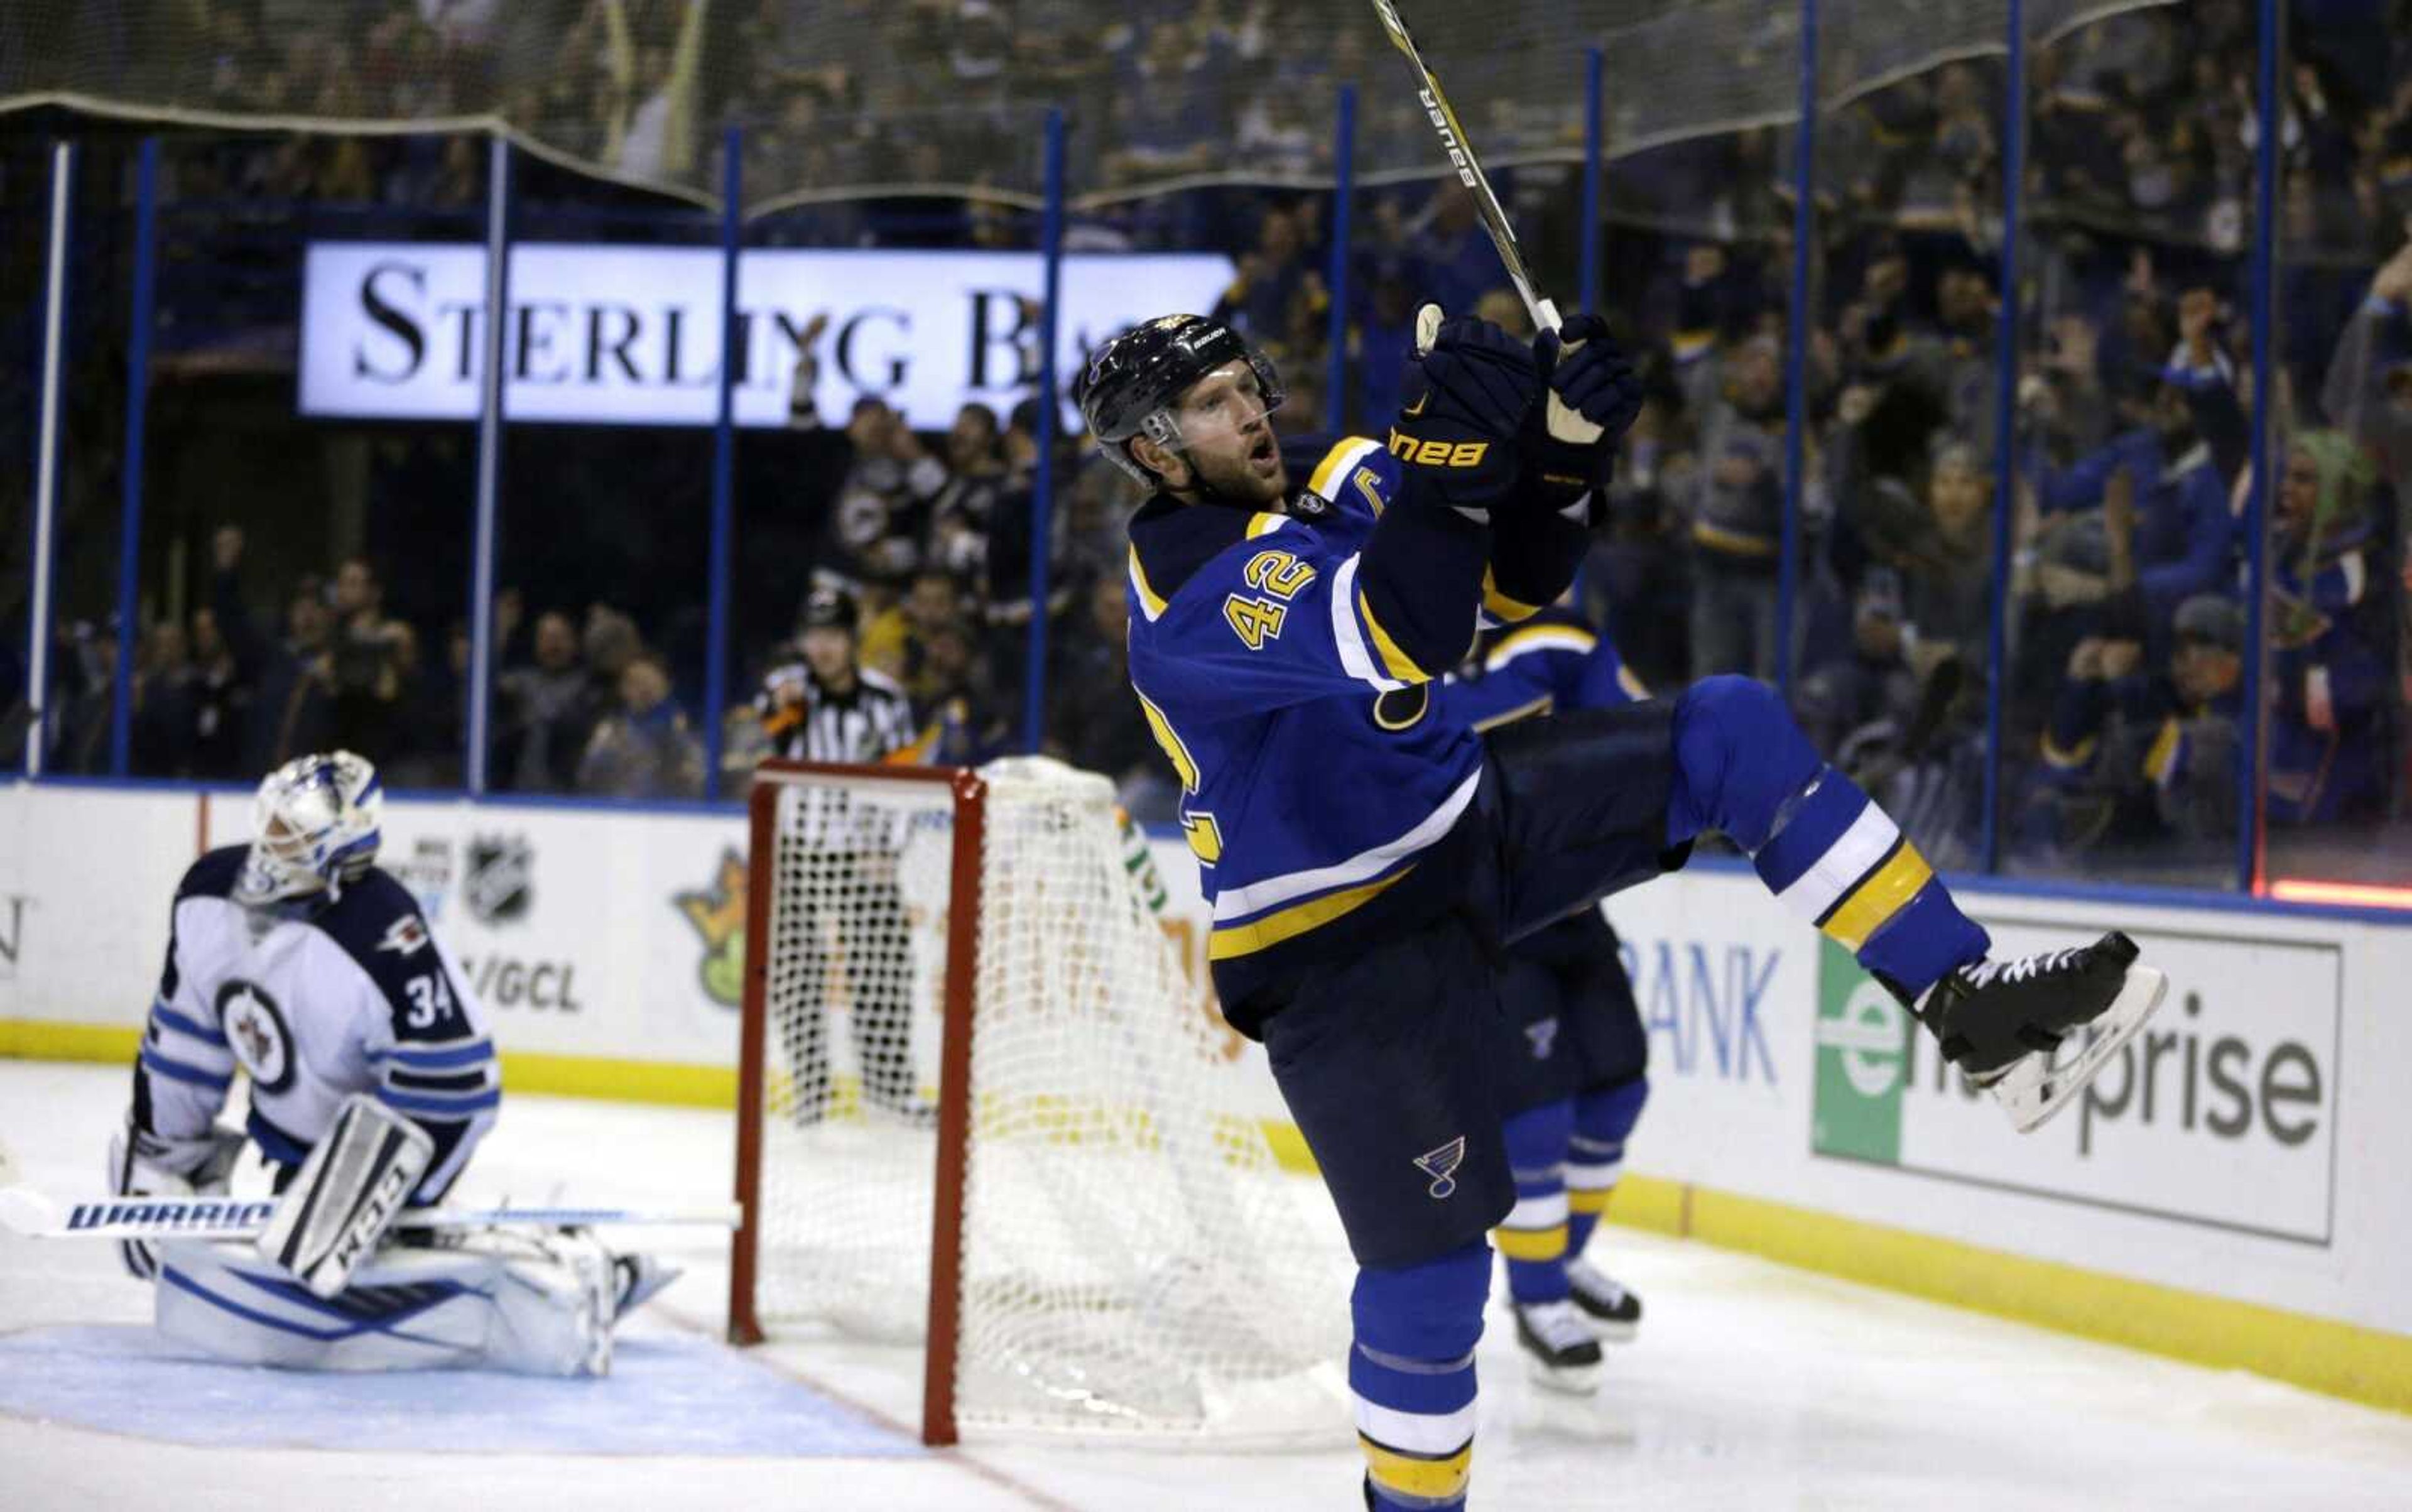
[{"x1": 1187, "y1": 430, "x2": 1287, "y2": 508}]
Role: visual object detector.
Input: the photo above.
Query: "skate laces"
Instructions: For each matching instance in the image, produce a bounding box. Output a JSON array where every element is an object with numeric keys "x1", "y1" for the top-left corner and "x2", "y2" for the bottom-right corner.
[
  {"x1": 1961, "y1": 945, "x2": 2086, "y2": 990},
  {"x1": 1567, "y1": 1258, "x2": 1626, "y2": 1306},
  {"x1": 1520, "y1": 1300, "x2": 1595, "y2": 1351}
]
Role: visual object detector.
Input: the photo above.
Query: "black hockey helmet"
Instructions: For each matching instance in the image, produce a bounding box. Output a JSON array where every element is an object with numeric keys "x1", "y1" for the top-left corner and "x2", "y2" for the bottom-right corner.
[
  {"x1": 801, "y1": 585, "x2": 859, "y2": 634},
  {"x1": 1077, "y1": 314, "x2": 1285, "y2": 485}
]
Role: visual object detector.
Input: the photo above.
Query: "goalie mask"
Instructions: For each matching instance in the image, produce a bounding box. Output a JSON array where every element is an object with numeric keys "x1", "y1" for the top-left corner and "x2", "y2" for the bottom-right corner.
[
  {"x1": 235, "y1": 751, "x2": 385, "y2": 908},
  {"x1": 1079, "y1": 314, "x2": 1285, "y2": 486}
]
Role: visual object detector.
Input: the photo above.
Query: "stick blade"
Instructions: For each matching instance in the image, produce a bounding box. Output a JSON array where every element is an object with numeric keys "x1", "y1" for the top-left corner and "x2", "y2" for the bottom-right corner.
[{"x1": 0, "y1": 1185, "x2": 62, "y2": 1239}]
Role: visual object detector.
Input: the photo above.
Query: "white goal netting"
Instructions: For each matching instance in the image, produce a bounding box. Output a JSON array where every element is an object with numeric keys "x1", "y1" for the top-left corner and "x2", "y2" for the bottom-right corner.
[{"x1": 739, "y1": 756, "x2": 1348, "y2": 1441}]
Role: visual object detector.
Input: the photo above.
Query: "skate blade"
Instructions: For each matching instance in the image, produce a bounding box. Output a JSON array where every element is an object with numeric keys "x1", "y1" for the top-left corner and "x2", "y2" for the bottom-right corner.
[
  {"x1": 1523, "y1": 1354, "x2": 1604, "y2": 1396},
  {"x1": 1995, "y1": 964, "x2": 2168, "y2": 1134}
]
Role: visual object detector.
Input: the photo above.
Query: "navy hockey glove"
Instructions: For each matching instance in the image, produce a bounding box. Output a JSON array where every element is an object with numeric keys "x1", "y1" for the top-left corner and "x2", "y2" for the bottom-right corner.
[
  {"x1": 1391, "y1": 304, "x2": 1543, "y2": 518},
  {"x1": 1521, "y1": 314, "x2": 1644, "y2": 516}
]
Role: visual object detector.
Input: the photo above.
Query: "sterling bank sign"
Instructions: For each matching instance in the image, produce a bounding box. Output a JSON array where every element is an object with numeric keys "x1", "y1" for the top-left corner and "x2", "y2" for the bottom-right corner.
[{"x1": 298, "y1": 242, "x2": 1238, "y2": 428}]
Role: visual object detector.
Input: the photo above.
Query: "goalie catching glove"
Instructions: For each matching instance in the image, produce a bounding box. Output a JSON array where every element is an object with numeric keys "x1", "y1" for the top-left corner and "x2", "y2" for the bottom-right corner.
[
  {"x1": 1389, "y1": 303, "x2": 1545, "y2": 519},
  {"x1": 1523, "y1": 313, "x2": 1644, "y2": 518},
  {"x1": 109, "y1": 1118, "x2": 246, "y2": 1280}
]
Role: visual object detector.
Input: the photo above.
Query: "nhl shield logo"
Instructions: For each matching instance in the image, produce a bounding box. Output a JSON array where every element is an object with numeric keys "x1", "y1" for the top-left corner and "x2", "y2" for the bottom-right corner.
[
  {"x1": 1414, "y1": 1136, "x2": 1467, "y2": 1199},
  {"x1": 464, "y1": 835, "x2": 533, "y2": 925},
  {"x1": 216, "y1": 980, "x2": 295, "y2": 1094}
]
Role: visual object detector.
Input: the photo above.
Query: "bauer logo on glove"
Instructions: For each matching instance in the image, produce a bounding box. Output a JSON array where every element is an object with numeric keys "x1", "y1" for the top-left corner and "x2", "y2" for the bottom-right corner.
[
  {"x1": 1386, "y1": 435, "x2": 1492, "y2": 468},
  {"x1": 1388, "y1": 303, "x2": 1544, "y2": 518}
]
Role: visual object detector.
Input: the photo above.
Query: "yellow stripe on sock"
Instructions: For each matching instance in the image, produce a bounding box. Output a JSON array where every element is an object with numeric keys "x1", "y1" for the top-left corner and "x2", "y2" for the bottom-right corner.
[
  {"x1": 1361, "y1": 1437, "x2": 1473, "y2": 1503},
  {"x1": 1822, "y1": 842, "x2": 1935, "y2": 952},
  {"x1": 1567, "y1": 1188, "x2": 1614, "y2": 1216},
  {"x1": 1493, "y1": 1223, "x2": 1569, "y2": 1261}
]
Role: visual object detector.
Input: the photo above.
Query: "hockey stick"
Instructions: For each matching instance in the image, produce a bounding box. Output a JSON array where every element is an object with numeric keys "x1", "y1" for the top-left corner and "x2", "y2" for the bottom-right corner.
[
  {"x1": 1369, "y1": 0, "x2": 1563, "y2": 335},
  {"x1": 0, "y1": 1185, "x2": 741, "y2": 1243}
]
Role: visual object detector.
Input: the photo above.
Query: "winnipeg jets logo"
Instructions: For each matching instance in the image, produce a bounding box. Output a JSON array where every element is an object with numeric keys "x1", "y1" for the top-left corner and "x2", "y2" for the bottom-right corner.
[
  {"x1": 376, "y1": 916, "x2": 428, "y2": 955},
  {"x1": 215, "y1": 979, "x2": 294, "y2": 1093},
  {"x1": 1415, "y1": 1136, "x2": 1467, "y2": 1199},
  {"x1": 1525, "y1": 1016, "x2": 1560, "y2": 1062}
]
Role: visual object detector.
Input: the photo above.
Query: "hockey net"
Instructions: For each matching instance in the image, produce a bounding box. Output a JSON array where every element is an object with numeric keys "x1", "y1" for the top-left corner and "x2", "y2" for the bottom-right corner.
[{"x1": 729, "y1": 756, "x2": 1347, "y2": 1444}]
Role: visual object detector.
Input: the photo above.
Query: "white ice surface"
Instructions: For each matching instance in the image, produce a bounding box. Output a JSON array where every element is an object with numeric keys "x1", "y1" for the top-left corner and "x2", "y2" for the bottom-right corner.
[{"x1": 4, "y1": 1059, "x2": 2410, "y2": 1511}]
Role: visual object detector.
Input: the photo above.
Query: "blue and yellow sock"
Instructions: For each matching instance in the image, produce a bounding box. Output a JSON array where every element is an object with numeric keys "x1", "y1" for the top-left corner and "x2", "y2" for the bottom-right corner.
[
  {"x1": 1496, "y1": 1101, "x2": 1572, "y2": 1305},
  {"x1": 1751, "y1": 763, "x2": 1989, "y2": 996},
  {"x1": 1352, "y1": 1241, "x2": 1488, "y2": 1511},
  {"x1": 1566, "y1": 1076, "x2": 1648, "y2": 1257},
  {"x1": 1669, "y1": 677, "x2": 1988, "y2": 998}
]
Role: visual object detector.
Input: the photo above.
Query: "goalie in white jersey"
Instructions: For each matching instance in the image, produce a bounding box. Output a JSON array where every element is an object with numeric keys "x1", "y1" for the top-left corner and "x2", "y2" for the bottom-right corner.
[{"x1": 112, "y1": 751, "x2": 673, "y2": 1376}]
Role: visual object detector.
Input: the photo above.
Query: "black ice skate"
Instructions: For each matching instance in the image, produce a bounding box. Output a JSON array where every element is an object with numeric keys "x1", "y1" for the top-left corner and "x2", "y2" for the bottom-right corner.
[
  {"x1": 1911, "y1": 931, "x2": 2167, "y2": 1134},
  {"x1": 1511, "y1": 1300, "x2": 1604, "y2": 1395},
  {"x1": 1565, "y1": 1258, "x2": 1643, "y2": 1342}
]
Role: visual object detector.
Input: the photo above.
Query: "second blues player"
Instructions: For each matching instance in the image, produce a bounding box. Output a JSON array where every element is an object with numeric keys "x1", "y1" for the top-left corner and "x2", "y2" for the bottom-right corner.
[
  {"x1": 1082, "y1": 308, "x2": 2165, "y2": 1512},
  {"x1": 1437, "y1": 600, "x2": 1652, "y2": 1394}
]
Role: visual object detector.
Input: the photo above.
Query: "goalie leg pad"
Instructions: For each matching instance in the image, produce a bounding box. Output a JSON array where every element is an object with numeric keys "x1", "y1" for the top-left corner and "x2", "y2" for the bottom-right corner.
[
  {"x1": 156, "y1": 1227, "x2": 617, "y2": 1376},
  {"x1": 256, "y1": 1094, "x2": 433, "y2": 1300}
]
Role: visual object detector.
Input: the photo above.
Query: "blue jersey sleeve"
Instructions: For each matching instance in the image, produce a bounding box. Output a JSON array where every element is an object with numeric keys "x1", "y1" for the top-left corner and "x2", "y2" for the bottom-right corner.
[
  {"x1": 1441, "y1": 616, "x2": 1648, "y2": 732},
  {"x1": 331, "y1": 874, "x2": 499, "y2": 1205}
]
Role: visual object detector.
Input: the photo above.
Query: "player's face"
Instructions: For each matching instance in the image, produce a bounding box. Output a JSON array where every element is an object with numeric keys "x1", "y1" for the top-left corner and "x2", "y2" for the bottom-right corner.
[{"x1": 1168, "y1": 361, "x2": 1285, "y2": 505}]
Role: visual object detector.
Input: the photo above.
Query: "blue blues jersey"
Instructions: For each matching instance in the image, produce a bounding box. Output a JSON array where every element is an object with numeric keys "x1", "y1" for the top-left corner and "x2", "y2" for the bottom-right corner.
[
  {"x1": 1438, "y1": 606, "x2": 1649, "y2": 733},
  {"x1": 1128, "y1": 435, "x2": 1576, "y2": 1025}
]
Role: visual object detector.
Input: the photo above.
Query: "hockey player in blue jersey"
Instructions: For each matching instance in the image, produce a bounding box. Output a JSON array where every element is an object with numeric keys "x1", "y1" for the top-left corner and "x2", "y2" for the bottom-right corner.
[
  {"x1": 1081, "y1": 309, "x2": 2165, "y2": 1511},
  {"x1": 111, "y1": 751, "x2": 674, "y2": 1375},
  {"x1": 1437, "y1": 603, "x2": 1653, "y2": 1393}
]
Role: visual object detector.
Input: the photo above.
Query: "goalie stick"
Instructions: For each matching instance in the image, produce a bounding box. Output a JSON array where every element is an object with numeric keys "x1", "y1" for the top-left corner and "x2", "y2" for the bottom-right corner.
[
  {"x1": 1369, "y1": 0, "x2": 1563, "y2": 336},
  {"x1": 0, "y1": 1185, "x2": 740, "y2": 1243}
]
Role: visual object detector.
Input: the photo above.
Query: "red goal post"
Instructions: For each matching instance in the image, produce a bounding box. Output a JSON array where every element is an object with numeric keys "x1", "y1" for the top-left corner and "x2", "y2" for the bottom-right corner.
[
  {"x1": 728, "y1": 759, "x2": 981, "y2": 1442},
  {"x1": 725, "y1": 756, "x2": 1347, "y2": 1447}
]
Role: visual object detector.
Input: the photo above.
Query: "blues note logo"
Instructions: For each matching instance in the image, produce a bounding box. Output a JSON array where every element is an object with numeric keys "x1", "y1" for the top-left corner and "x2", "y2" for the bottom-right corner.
[{"x1": 1415, "y1": 1136, "x2": 1467, "y2": 1199}]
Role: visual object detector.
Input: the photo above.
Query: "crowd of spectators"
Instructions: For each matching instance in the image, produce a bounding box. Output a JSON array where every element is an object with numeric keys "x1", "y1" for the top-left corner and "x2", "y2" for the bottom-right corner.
[{"x1": 8, "y1": 4, "x2": 2408, "y2": 885}]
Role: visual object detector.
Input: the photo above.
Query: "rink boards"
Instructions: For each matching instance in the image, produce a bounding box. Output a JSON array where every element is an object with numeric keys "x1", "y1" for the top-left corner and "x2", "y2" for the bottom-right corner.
[{"x1": 4, "y1": 780, "x2": 2408, "y2": 1413}]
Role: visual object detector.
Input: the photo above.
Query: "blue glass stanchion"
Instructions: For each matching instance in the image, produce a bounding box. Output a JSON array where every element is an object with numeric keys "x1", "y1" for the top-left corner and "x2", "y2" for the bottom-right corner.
[
  {"x1": 24, "y1": 140, "x2": 75, "y2": 778},
  {"x1": 1776, "y1": 0, "x2": 1820, "y2": 705},
  {"x1": 110, "y1": 138, "x2": 161, "y2": 777},
  {"x1": 1580, "y1": 49, "x2": 1604, "y2": 317},
  {"x1": 703, "y1": 125, "x2": 744, "y2": 800},
  {"x1": 465, "y1": 134, "x2": 512, "y2": 797},
  {"x1": 1326, "y1": 85, "x2": 1355, "y2": 431},
  {"x1": 1982, "y1": 2, "x2": 2027, "y2": 874},
  {"x1": 2238, "y1": 0, "x2": 2280, "y2": 893},
  {"x1": 1021, "y1": 109, "x2": 1067, "y2": 755}
]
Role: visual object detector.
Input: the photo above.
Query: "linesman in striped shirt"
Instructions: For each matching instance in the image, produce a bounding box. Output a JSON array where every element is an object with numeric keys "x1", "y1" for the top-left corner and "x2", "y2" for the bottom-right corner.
[{"x1": 756, "y1": 587, "x2": 935, "y2": 1122}]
